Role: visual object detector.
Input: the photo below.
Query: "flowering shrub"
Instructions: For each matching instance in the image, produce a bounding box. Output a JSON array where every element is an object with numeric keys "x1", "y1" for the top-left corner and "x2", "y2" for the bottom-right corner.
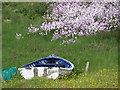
[{"x1": 28, "y1": 2, "x2": 119, "y2": 44}]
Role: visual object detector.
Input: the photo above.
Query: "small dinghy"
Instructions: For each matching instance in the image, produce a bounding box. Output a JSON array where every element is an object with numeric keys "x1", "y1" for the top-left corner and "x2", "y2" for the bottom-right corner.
[{"x1": 18, "y1": 55, "x2": 74, "y2": 80}]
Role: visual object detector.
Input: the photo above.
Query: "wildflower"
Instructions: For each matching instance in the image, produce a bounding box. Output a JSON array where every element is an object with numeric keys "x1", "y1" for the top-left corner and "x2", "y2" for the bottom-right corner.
[{"x1": 15, "y1": 33, "x2": 23, "y2": 39}]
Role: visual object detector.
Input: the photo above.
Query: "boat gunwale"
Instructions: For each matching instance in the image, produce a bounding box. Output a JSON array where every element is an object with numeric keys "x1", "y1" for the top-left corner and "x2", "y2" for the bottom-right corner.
[{"x1": 18, "y1": 56, "x2": 74, "y2": 70}]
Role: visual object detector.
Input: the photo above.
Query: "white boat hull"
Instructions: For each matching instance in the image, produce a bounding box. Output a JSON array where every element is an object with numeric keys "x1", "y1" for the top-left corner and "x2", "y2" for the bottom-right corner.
[{"x1": 18, "y1": 67, "x2": 73, "y2": 80}]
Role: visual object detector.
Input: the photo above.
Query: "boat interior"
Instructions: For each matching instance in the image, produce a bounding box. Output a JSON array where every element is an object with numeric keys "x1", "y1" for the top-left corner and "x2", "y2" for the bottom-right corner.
[{"x1": 22, "y1": 57, "x2": 71, "y2": 68}]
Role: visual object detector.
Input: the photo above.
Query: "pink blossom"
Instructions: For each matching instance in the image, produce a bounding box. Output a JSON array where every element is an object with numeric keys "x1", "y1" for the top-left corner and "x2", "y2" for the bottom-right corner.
[{"x1": 28, "y1": 2, "x2": 119, "y2": 44}]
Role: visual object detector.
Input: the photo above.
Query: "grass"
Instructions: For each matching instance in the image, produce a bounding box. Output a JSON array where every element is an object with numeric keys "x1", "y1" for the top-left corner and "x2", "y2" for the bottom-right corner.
[
  {"x1": 2, "y1": 68, "x2": 118, "y2": 88},
  {"x1": 1, "y1": 2, "x2": 118, "y2": 88}
]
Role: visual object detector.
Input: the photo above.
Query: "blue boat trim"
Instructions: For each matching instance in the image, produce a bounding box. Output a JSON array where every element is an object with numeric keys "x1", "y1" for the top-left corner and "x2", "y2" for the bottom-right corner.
[{"x1": 20, "y1": 56, "x2": 74, "y2": 70}]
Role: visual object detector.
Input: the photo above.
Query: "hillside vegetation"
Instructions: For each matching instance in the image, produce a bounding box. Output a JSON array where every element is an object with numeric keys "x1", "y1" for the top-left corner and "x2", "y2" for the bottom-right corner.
[{"x1": 2, "y1": 2, "x2": 118, "y2": 88}]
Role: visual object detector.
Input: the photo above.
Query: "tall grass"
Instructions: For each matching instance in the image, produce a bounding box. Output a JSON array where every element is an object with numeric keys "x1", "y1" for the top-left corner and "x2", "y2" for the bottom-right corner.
[{"x1": 2, "y1": 2, "x2": 118, "y2": 88}]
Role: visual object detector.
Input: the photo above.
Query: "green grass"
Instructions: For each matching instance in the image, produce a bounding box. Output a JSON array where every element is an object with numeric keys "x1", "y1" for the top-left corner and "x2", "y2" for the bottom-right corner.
[
  {"x1": 1, "y1": 2, "x2": 118, "y2": 88},
  {"x1": 2, "y1": 68, "x2": 118, "y2": 88}
]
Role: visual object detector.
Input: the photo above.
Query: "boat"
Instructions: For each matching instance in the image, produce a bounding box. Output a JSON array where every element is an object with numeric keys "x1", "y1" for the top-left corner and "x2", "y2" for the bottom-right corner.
[{"x1": 18, "y1": 55, "x2": 74, "y2": 80}]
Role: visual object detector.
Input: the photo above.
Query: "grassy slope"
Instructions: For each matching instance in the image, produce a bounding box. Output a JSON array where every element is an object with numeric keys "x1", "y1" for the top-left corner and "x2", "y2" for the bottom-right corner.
[{"x1": 2, "y1": 2, "x2": 118, "y2": 88}]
